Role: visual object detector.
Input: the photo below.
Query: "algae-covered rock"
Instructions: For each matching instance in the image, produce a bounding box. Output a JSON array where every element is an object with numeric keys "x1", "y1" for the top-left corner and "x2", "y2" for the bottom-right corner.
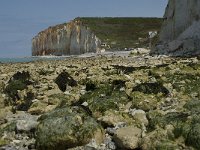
[
  {"x1": 132, "y1": 82, "x2": 169, "y2": 96},
  {"x1": 4, "y1": 71, "x2": 34, "y2": 111},
  {"x1": 165, "y1": 72, "x2": 200, "y2": 96},
  {"x1": 0, "y1": 121, "x2": 16, "y2": 136},
  {"x1": 147, "y1": 110, "x2": 164, "y2": 130},
  {"x1": 28, "y1": 101, "x2": 48, "y2": 115},
  {"x1": 130, "y1": 82, "x2": 169, "y2": 111},
  {"x1": 48, "y1": 93, "x2": 77, "y2": 108},
  {"x1": 147, "y1": 109, "x2": 200, "y2": 149},
  {"x1": 98, "y1": 110, "x2": 134, "y2": 127},
  {"x1": 186, "y1": 122, "x2": 200, "y2": 149},
  {"x1": 148, "y1": 111, "x2": 189, "y2": 131},
  {"x1": 141, "y1": 128, "x2": 176, "y2": 150},
  {"x1": 36, "y1": 107, "x2": 104, "y2": 150},
  {"x1": 130, "y1": 92, "x2": 161, "y2": 111},
  {"x1": 79, "y1": 84, "x2": 130, "y2": 118}
]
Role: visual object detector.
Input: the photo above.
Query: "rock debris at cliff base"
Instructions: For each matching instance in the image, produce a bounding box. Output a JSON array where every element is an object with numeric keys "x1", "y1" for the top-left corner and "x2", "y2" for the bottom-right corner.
[{"x1": 0, "y1": 54, "x2": 200, "y2": 149}]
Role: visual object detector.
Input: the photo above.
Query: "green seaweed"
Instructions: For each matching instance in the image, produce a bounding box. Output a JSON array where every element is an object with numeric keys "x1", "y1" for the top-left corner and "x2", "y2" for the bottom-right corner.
[{"x1": 79, "y1": 84, "x2": 129, "y2": 117}]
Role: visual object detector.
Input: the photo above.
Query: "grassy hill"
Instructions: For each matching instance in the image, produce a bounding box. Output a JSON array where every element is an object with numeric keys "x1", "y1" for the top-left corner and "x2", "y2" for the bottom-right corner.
[{"x1": 77, "y1": 17, "x2": 163, "y2": 50}]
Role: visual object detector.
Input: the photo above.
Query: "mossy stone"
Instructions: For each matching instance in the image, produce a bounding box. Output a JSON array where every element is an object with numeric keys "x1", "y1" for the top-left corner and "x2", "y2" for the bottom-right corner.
[{"x1": 36, "y1": 107, "x2": 104, "y2": 150}]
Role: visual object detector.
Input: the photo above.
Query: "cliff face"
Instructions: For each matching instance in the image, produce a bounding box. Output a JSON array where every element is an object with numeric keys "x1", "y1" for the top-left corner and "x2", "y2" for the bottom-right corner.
[
  {"x1": 32, "y1": 18, "x2": 162, "y2": 56},
  {"x1": 152, "y1": 0, "x2": 200, "y2": 56},
  {"x1": 32, "y1": 20, "x2": 101, "y2": 56}
]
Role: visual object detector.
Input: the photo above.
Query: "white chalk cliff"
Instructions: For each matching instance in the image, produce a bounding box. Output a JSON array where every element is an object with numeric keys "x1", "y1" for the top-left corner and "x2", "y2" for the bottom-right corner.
[
  {"x1": 152, "y1": 0, "x2": 200, "y2": 56},
  {"x1": 32, "y1": 19, "x2": 101, "y2": 56}
]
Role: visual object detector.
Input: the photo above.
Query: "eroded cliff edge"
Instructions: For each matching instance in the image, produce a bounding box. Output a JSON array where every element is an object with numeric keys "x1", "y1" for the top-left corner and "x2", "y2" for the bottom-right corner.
[
  {"x1": 152, "y1": 0, "x2": 200, "y2": 56},
  {"x1": 32, "y1": 19, "x2": 101, "y2": 56}
]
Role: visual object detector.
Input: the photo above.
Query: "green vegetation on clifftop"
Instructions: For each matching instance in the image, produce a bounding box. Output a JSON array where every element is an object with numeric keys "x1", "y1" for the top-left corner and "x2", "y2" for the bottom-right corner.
[{"x1": 77, "y1": 17, "x2": 163, "y2": 49}]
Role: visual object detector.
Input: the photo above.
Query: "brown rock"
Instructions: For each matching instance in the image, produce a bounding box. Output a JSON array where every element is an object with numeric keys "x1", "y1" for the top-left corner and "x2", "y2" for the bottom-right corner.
[{"x1": 113, "y1": 125, "x2": 142, "y2": 149}]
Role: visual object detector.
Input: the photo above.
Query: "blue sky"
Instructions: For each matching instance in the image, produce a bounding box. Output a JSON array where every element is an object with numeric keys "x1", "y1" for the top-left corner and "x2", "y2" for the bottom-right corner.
[{"x1": 0, "y1": 0, "x2": 167, "y2": 57}]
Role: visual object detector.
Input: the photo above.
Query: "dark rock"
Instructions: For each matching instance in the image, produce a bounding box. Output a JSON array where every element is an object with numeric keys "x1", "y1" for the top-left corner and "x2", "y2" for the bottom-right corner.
[
  {"x1": 111, "y1": 65, "x2": 150, "y2": 74},
  {"x1": 37, "y1": 69, "x2": 54, "y2": 76},
  {"x1": 4, "y1": 80, "x2": 27, "y2": 101},
  {"x1": 4, "y1": 71, "x2": 33, "y2": 111},
  {"x1": 155, "y1": 64, "x2": 169, "y2": 68},
  {"x1": 5, "y1": 71, "x2": 32, "y2": 101},
  {"x1": 112, "y1": 80, "x2": 126, "y2": 90},
  {"x1": 132, "y1": 82, "x2": 169, "y2": 96},
  {"x1": 111, "y1": 65, "x2": 136, "y2": 74},
  {"x1": 85, "y1": 81, "x2": 97, "y2": 91},
  {"x1": 55, "y1": 71, "x2": 77, "y2": 92},
  {"x1": 10, "y1": 71, "x2": 30, "y2": 82},
  {"x1": 16, "y1": 92, "x2": 34, "y2": 111}
]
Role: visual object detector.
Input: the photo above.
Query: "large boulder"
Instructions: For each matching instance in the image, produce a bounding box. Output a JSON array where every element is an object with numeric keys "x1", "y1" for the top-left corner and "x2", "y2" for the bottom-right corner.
[
  {"x1": 152, "y1": 0, "x2": 200, "y2": 56},
  {"x1": 5, "y1": 111, "x2": 39, "y2": 133},
  {"x1": 36, "y1": 107, "x2": 104, "y2": 150},
  {"x1": 113, "y1": 125, "x2": 142, "y2": 149}
]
